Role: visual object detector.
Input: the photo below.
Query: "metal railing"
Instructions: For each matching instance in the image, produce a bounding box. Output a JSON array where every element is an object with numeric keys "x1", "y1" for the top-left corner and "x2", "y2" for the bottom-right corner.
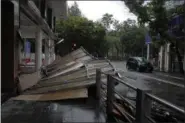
[{"x1": 95, "y1": 68, "x2": 185, "y2": 123}]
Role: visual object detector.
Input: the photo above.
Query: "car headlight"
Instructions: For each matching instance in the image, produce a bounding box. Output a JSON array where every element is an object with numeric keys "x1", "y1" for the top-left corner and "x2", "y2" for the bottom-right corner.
[
  {"x1": 139, "y1": 62, "x2": 144, "y2": 66},
  {"x1": 138, "y1": 62, "x2": 141, "y2": 66}
]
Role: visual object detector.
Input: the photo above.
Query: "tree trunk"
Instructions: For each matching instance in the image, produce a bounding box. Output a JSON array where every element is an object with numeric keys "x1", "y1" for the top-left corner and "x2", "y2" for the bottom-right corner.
[
  {"x1": 115, "y1": 43, "x2": 119, "y2": 60},
  {"x1": 107, "y1": 50, "x2": 109, "y2": 58},
  {"x1": 121, "y1": 43, "x2": 124, "y2": 60},
  {"x1": 112, "y1": 46, "x2": 114, "y2": 59},
  {"x1": 175, "y1": 42, "x2": 184, "y2": 74},
  {"x1": 117, "y1": 49, "x2": 119, "y2": 60},
  {"x1": 142, "y1": 46, "x2": 144, "y2": 57}
]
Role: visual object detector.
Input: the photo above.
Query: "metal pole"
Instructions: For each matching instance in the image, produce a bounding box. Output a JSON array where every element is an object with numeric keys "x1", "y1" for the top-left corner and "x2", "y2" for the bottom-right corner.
[
  {"x1": 24, "y1": 39, "x2": 26, "y2": 64},
  {"x1": 142, "y1": 46, "x2": 144, "y2": 57},
  {"x1": 18, "y1": 39, "x2": 22, "y2": 64},
  {"x1": 96, "y1": 68, "x2": 101, "y2": 100},
  {"x1": 35, "y1": 27, "x2": 42, "y2": 71},
  {"x1": 184, "y1": 42, "x2": 185, "y2": 89},
  {"x1": 135, "y1": 89, "x2": 151, "y2": 123},
  {"x1": 44, "y1": 39, "x2": 49, "y2": 65},
  {"x1": 147, "y1": 44, "x2": 150, "y2": 61},
  {"x1": 146, "y1": 93, "x2": 185, "y2": 115},
  {"x1": 106, "y1": 75, "x2": 115, "y2": 117}
]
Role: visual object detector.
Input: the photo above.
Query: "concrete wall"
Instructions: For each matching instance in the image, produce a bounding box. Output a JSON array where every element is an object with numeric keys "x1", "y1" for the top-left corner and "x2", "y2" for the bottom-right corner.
[
  {"x1": 164, "y1": 43, "x2": 171, "y2": 72},
  {"x1": 159, "y1": 43, "x2": 185, "y2": 73},
  {"x1": 159, "y1": 46, "x2": 164, "y2": 71},
  {"x1": 2, "y1": 1, "x2": 16, "y2": 92},
  {"x1": 48, "y1": 0, "x2": 68, "y2": 20},
  {"x1": 20, "y1": 53, "x2": 45, "y2": 64},
  {"x1": 159, "y1": 43, "x2": 172, "y2": 72},
  {"x1": 18, "y1": 0, "x2": 68, "y2": 70},
  {"x1": 184, "y1": 45, "x2": 185, "y2": 71}
]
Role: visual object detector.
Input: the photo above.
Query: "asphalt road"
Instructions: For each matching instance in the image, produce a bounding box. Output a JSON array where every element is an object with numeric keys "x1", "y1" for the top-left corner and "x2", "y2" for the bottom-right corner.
[{"x1": 111, "y1": 61, "x2": 185, "y2": 108}]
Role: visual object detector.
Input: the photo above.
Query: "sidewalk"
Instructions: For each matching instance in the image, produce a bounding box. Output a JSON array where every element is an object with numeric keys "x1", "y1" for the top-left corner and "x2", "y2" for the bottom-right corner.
[
  {"x1": 157, "y1": 70, "x2": 184, "y2": 77},
  {"x1": 154, "y1": 67, "x2": 184, "y2": 77},
  {"x1": 154, "y1": 71, "x2": 184, "y2": 81}
]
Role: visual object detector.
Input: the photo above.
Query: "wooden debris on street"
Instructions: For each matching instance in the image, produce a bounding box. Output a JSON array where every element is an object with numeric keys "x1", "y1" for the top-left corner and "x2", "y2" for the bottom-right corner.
[
  {"x1": 12, "y1": 88, "x2": 87, "y2": 101},
  {"x1": 16, "y1": 47, "x2": 116, "y2": 101}
]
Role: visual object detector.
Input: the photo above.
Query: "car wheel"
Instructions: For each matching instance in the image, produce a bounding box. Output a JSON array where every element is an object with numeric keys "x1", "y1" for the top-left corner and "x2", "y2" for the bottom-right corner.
[
  {"x1": 149, "y1": 68, "x2": 153, "y2": 73},
  {"x1": 149, "y1": 70, "x2": 153, "y2": 73},
  {"x1": 126, "y1": 65, "x2": 130, "y2": 70},
  {"x1": 136, "y1": 66, "x2": 140, "y2": 72}
]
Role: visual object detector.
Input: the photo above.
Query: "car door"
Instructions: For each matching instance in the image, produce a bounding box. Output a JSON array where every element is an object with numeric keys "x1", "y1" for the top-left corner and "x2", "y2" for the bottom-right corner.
[
  {"x1": 132, "y1": 59, "x2": 138, "y2": 70},
  {"x1": 127, "y1": 58, "x2": 132, "y2": 69},
  {"x1": 128, "y1": 58, "x2": 134, "y2": 69}
]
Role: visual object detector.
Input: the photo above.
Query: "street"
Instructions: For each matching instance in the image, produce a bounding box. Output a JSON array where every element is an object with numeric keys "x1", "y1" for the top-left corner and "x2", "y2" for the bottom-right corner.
[{"x1": 111, "y1": 61, "x2": 185, "y2": 108}]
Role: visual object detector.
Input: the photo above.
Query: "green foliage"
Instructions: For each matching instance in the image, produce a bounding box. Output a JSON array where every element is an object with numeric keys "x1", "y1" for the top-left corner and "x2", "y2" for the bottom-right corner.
[
  {"x1": 56, "y1": 2, "x2": 150, "y2": 59},
  {"x1": 105, "y1": 18, "x2": 147, "y2": 58},
  {"x1": 68, "y1": 2, "x2": 82, "y2": 17},
  {"x1": 120, "y1": 20, "x2": 147, "y2": 56},
  {"x1": 123, "y1": 0, "x2": 184, "y2": 42},
  {"x1": 100, "y1": 13, "x2": 114, "y2": 30},
  {"x1": 123, "y1": 0, "x2": 184, "y2": 73},
  {"x1": 56, "y1": 16, "x2": 107, "y2": 56}
]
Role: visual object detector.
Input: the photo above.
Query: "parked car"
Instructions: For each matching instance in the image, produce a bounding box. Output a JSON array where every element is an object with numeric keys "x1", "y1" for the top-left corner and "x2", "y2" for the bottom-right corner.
[{"x1": 126, "y1": 57, "x2": 153, "y2": 72}]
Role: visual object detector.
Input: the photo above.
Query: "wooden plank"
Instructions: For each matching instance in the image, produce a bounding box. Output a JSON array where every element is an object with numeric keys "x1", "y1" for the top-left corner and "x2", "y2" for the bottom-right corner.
[
  {"x1": 24, "y1": 79, "x2": 95, "y2": 94},
  {"x1": 113, "y1": 109, "x2": 122, "y2": 116},
  {"x1": 19, "y1": 71, "x2": 40, "y2": 91},
  {"x1": 113, "y1": 103, "x2": 135, "y2": 121},
  {"x1": 12, "y1": 88, "x2": 88, "y2": 101}
]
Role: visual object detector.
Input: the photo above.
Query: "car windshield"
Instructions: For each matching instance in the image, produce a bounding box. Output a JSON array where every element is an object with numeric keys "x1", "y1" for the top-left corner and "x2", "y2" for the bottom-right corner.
[{"x1": 135, "y1": 57, "x2": 147, "y2": 63}]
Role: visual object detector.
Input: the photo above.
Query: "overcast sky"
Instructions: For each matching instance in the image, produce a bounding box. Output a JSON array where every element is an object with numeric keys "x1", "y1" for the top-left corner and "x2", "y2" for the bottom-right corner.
[{"x1": 67, "y1": 1, "x2": 137, "y2": 22}]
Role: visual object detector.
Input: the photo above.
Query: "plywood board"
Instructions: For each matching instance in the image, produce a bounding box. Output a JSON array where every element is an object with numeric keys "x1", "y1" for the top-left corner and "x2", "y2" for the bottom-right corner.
[
  {"x1": 12, "y1": 88, "x2": 88, "y2": 101},
  {"x1": 19, "y1": 71, "x2": 40, "y2": 91},
  {"x1": 23, "y1": 79, "x2": 95, "y2": 94}
]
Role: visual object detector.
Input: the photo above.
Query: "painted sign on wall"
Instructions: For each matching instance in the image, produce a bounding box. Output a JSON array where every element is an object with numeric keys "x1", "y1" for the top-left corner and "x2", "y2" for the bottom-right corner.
[
  {"x1": 25, "y1": 40, "x2": 31, "y2": 54},
  {"x1": 145, "y1": 32, "x2": 152, "y2": 44}
]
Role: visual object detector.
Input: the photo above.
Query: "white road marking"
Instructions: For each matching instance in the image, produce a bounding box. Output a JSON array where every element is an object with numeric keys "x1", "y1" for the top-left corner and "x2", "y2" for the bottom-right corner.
[
  {"x1": 112, "y1": 62, "x2": 184, "y2": 88},
  {"x1": 135, "y1": 72, "x2": 184, "y2": 88},
  {"x1": 155, "y1": 73, "x2": 184, "y2": 80}
]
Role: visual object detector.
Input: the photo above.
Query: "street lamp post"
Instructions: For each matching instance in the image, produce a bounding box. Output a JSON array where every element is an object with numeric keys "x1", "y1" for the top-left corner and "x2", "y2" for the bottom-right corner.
[
  {"x1": 145, "y1": 33, "x2": 152, "y2": 61},
  {"x1": 147, "y1": 44, "x2": 150, "y2": 61}
]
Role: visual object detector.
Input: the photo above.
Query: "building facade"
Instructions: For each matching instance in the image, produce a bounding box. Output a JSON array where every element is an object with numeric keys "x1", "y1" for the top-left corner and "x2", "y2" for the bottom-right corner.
[
  {"x1": 158, "y1": 1, "x2": 185, "y2": 73},
  {"x1": 2, "y1": 0, "x2": 68, "y2": 93}
]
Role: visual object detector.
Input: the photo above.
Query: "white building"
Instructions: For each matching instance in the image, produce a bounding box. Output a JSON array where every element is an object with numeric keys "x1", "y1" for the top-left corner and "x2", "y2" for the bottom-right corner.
[
  {"x1": 158, "y1": 0, "x2": 185, "y2": 73},
  {"x1": 2, "y1": 0, "x2": 68, "y2": 93}
]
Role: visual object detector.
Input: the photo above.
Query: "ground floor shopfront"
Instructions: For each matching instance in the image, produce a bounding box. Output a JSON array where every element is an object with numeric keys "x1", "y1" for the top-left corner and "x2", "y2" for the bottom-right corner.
[
  {"x1": 1, "y1": 0, "x2": 67, "y2": 94},
  {"x1": 158, "y1": 43, "x2": 185, "y2": 73}
]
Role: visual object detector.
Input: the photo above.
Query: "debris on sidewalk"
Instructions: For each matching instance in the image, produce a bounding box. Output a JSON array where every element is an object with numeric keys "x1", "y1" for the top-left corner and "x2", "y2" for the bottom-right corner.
[
  {"x1": 12, "y1": 88, "x2": 88, "y2": 101},
  {"x1": 16, "y1": 47, "x2": 116, "y2": 100}
]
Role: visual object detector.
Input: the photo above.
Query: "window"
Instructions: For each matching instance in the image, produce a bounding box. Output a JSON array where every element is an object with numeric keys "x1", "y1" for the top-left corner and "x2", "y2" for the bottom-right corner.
[
  {"x1": 40, "y1": 0, "x2": 46, "y2": 18},
  {"x1": 47, "y1": 7, "x2": 52, "y2": 28}
]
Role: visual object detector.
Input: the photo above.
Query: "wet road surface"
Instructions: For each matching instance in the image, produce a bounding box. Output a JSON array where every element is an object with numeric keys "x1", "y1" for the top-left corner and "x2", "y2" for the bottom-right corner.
[
  {"x1": 2, "y1": 98, "x2": 106, "y2": 123},
  {"x1": 111, "y1": 61, "x2": 185, "y2": 108}
]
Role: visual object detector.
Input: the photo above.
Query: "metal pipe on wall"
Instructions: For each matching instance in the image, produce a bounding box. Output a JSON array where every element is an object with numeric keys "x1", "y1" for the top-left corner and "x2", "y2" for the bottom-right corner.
[{"x1": 35, "y1": 27, "x2": 42, "y2": 71}]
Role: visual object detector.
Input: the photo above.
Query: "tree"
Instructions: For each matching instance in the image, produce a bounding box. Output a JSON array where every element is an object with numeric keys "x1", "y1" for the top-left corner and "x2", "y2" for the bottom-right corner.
[
  {"x1": 68, "y1": 1, "x2": 82, "y2": 17},
  {"x1": 56, "y1": 16, "x2": 108, "y2": 57},
  {"x1": 120, "y1": 19, "x2": 147, "y2": 57},
  {"x1": 123, "y1": 0, "x2": 184, "y2": 73},
  {"x1": 100, "y1": 13, "x2": 114, "y2": 30},
  {"x1": 106, "y1": 35, "x2": 121, "y2": 59},
  {"x1": 104, "y1": 17, "x2": 147, "y2": 60}
]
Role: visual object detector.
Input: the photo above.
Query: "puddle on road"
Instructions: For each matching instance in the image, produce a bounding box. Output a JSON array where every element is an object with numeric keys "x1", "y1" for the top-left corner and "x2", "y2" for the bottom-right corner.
[
  {"x1": 144, "y1": 78, "x2": 185, "y2": 108},
  {"x1": 115, "y1": 73, "x2": 184, "y2": 108}
]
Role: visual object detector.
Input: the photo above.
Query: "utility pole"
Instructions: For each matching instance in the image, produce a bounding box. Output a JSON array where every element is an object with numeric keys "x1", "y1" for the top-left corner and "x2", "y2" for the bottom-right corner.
[
  {"x1": 147, "y1": 44, "x2": 150, "y2": 61},
  {"x1": 145, "y1": 32, "x2": 151, "y2": 61},
  {"x1": 142, "y1": 46, "x2": 144, "y2": 57}
]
